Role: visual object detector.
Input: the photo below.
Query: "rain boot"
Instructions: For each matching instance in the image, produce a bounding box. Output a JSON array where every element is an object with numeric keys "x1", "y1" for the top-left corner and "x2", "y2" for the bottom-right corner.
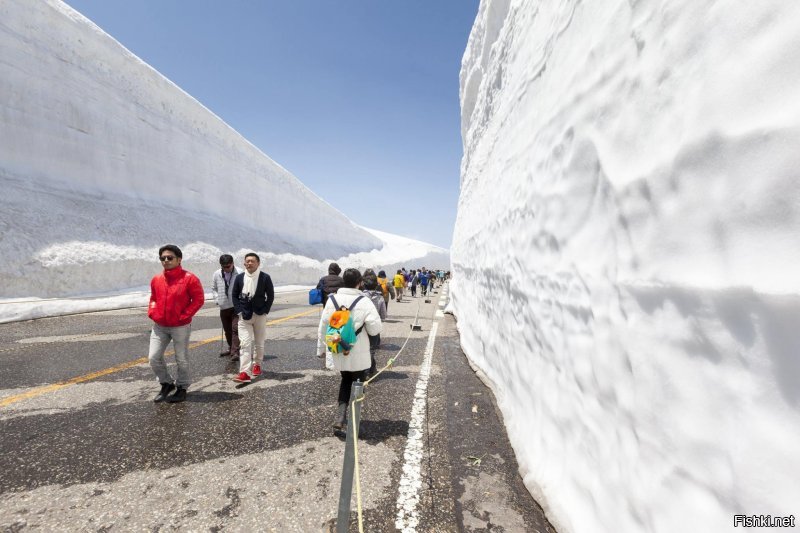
[{"x1": 332, "y1": 401, "x2": 348, "y2": 430}]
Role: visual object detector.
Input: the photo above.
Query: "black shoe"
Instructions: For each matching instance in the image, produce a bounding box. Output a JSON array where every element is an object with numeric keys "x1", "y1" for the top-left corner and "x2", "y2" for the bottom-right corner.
[
  {"x1": 230, "y1": 354, "x2": 240, "y2": 361},
  {"x1": 167, "y1": 387, "x2": 187, "y2": 403},
  {"x1": 154, "y1": 383, "x2": 175, "y2": 403},
  {"x1": 219, "y1": 351, "x2": 231, "y2": 357}
]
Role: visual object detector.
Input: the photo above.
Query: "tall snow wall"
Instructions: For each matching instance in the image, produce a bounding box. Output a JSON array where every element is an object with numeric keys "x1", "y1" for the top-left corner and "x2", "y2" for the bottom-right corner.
[
  {"x1": 452, "y1": 1, "x2": 800, "y2": 532},
  {"x1": 0, "y1": 0, "x2": 382, "y2": 298}
]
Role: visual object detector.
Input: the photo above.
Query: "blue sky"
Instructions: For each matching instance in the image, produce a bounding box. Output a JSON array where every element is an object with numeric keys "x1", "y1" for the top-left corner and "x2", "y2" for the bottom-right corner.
[{"x1": 65, "y1": 1, "x2": 479, "y2": 249}]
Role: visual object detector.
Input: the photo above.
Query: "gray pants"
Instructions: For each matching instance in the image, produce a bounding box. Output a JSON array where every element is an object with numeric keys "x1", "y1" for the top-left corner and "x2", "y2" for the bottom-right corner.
[{"x1": 148, "y1": 323, "x2": 192, "y2": 388}]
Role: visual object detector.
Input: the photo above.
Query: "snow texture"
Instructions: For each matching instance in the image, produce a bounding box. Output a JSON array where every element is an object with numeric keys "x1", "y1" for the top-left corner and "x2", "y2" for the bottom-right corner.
[
  {"x1": 452, "y1": 1, "x2": 800, "y2": 532},
  {"x1": 0, "y1": 0, "x2": 448, "y2": 323}
]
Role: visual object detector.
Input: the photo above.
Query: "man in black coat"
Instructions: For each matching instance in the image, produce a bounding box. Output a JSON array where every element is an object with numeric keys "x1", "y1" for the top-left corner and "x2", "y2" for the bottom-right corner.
[
  {"x1": 316, "y1": 262, "x2": 344, "y2": 307},
  {"x1": 231, "y1": 252, "x2": 275, "y2": 383}
]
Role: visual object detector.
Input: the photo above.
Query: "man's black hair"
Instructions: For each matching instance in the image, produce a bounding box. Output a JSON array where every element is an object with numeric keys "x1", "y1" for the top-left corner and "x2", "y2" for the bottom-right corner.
[
  {"x1": 378, "y1": 270, "x2": 386, "y2": 277},
  {"x1": 342, "y1": 268, "x2": 362, "y2": 288},
  {"x1": 219, "y1": 254, "x2": 234, "y2": 265},
  {"x1": 362, "y1": 272, "x2": 378, "y2": 291},
  {"x1": 328, "y1": 262, "x2": 342, "y2": 275},
  {"x1": 245, "y1": 252, "x2": 260, "y2": 262},
  {"x1": 158, "y1": 244, "x2": 182, "y2": 259}
]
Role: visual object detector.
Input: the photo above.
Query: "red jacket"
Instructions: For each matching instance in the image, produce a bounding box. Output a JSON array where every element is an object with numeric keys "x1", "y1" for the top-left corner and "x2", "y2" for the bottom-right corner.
[{"x1": 148, "y1": 266, "x2": 205, "y2": 327}]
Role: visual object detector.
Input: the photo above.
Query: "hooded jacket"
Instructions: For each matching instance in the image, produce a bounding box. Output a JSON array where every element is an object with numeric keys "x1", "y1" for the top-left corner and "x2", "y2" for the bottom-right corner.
[
  {"x1": 317, "y1": 287, "x2": 382, "y2": 372},
  {"x1": 317, "y1": 274, "x2": 344, "y2": 303},
  {"x1": 148, "y1": 266, "x2": 205, "y2": 327}
]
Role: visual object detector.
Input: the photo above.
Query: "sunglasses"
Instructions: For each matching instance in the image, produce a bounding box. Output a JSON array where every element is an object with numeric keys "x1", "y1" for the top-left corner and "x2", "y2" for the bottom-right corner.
[{"x1": 160, "y1": 255, "x2": 176, "y2": 262}]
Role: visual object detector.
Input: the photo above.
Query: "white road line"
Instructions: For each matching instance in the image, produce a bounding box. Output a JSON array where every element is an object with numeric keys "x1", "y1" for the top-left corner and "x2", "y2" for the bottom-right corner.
[{"x1": 395, "y1": 321, "x2": 439, "y2": 532}]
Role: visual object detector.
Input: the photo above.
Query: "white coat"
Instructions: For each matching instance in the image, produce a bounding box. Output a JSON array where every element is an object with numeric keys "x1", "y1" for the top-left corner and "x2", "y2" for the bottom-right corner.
[
  {"x1": 211, "y1": 266, "x2": 243, "y2": 309},
  {"x1": 317, "y1": 287, "x2": 382, "y2": 372}
]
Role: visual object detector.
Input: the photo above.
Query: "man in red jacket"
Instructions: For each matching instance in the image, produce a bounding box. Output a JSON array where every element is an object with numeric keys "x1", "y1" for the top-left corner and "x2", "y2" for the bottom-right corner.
[{"x1": 148, "y1": 244, "x2": 205, "y2": 403}]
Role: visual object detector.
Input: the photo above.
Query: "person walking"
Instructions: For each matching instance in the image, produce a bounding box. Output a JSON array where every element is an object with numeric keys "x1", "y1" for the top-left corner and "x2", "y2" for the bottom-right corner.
[
  {"x1": 419, "y1": 269, "x2": 429, "y2": 296},
  {"x1": 393, "y1": 269, "x2": 405, "y2": 302},
  {"x1": 376, "y1": 270, "x2": 395, "y2": 312},
  {"x1": 232, "y1": 253, "x2": 275, "y2": 383},
  {"x1": 317, "y1": 268, "x2": 382, "y2": 430},
  {"x1": 316, "y1": 262, "x2": 344, "y2": 307},
  {"x1": 410, "y1": 270, "x2": 419, "y2": 297},
  {"x1": 211, "y1": 254, "x2": 243, "y2": 360},
  {"x1": 148, "y1": 244, "x2": 205, "y2": 403},
  {"x1": 362, "y1": 269, "x2": 386, "y2": 377}
]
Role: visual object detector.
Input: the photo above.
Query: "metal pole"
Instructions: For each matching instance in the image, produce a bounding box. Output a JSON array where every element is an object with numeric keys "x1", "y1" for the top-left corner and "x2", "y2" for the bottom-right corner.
[{"x1": 336, "y1": 380, "x2": 364, "y2": 533}]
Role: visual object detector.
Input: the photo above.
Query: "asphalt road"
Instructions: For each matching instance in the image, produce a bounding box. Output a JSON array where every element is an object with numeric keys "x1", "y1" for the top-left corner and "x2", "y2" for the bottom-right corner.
[{"x1": 0, "y1": 284, "x2": 555, "y2": 532}]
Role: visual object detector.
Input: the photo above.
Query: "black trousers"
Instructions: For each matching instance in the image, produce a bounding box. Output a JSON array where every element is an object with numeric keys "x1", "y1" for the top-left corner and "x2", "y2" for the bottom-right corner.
[
  {"x1": 338, "y1": 370, "x2": 368, "y2": 404},
  {"x1": 219, "y1": 307, "x2": 240, "y2": 355}
]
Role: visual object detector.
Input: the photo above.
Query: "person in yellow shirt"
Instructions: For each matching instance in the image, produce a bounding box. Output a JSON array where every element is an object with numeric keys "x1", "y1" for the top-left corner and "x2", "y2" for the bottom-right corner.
[{"x1": 393, "y1": 269, "x2": 406, "y2": 302}]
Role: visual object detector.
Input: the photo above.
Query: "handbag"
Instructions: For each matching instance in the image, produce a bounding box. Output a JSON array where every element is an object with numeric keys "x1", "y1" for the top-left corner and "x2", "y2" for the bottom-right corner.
[{"x1": 308, "y1": 287, "x2": 323, "y2": 305}]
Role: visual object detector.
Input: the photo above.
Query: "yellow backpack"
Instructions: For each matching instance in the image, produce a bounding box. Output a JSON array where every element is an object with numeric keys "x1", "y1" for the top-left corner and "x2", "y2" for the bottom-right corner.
[{"x1": 377, "y1": 277, "x2": 389, "y2": 297}]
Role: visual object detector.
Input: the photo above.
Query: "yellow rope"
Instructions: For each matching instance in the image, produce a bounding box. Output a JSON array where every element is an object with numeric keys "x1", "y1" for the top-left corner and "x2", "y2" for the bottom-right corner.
[
  {"x1": 347, "y1": 286, "x2": 448, "y2": 530},
  {"x1": 363, "y1": 328, "x2": 413, "y2": 387},
  {"x1": 352, "y1": 395, "x2": 365, "y2": 533}
]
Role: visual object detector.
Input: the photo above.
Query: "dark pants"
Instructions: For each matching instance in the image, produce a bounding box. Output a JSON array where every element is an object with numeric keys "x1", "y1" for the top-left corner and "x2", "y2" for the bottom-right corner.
[
  {"x1": 421, "y1": 284, "x2": 428, "y2": 296},
  {"x1": 369, "y1": 333, "x2": 381, "y2": 375},
  {"x1": 219, "y1": 307, "x2": 240, "y2": 355},
  {"x1": 338, "y1": 370, "x2": 368, "y2": 404}
]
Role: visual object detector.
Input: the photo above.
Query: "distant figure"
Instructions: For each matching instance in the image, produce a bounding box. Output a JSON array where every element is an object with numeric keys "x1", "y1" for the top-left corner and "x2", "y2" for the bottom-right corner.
[
  {"x1": 393, "y1": 269, "x2": 406, "y2": 302},
  {"x1": 316, "y1": 262, "x2": 344, "y2": 307},
  {"x1": 147, "y1": 244, "x2": 205, "y2": 404},
  {"x1": 410, "y1": 270, "x2": 419, "y2": 297},
  {"x1": 376, "y1": 270, "x2": 395, "y2": 312},
  {"x1": 317, "y1": 268, "x2": 382, "y2": 431},
  {"x1": 419, "y1": 269, "x2": 430, "y2": 296},
  {"x1": 211, "y1": 254, "x2": 243, "y2": 361},
  {"x1": 362, "y1": 269, "x2": 386, "y2": 377},
  {"x1": 232, "y1": 253, "x2": 275, "y2": 383}
]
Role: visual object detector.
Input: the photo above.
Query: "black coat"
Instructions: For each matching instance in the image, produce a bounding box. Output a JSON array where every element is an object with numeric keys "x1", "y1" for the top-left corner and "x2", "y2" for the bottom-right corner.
[
  {"x1": 232, "y1": 271, "x2": 275, "y2": 320},
  {"x1": 317, "y1": 274, "x2": 344, "y2": 304}
]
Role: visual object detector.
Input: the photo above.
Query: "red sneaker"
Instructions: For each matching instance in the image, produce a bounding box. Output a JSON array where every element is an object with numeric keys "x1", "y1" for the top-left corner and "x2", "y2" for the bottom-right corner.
[
  {"x1": 252, "y1": 364, "x2": 261, "y2": 377},
  {"x1": 233, "y1": 372, "x2": 251, "y2": 383}
]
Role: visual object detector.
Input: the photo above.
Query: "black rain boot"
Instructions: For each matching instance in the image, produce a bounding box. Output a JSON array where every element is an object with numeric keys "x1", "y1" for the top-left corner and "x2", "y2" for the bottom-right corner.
[
  {"x1": 167, "y1": 386, "x2": 187, "y2": 403},
  {"x1": 154, "y1": 383, "x2": 175, "y2": 403},
  {"x1": 332, "y1": 402, "x2": 348, "y2": 430}
]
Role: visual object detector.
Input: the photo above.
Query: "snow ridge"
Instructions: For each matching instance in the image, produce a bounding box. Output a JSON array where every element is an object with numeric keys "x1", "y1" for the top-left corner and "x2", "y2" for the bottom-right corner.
[{"x1": 452, "y1": 1, "x2": 800, "y2": 532}]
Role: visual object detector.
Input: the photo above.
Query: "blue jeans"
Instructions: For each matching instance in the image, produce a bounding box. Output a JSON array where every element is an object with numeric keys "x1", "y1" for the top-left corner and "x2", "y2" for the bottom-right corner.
[{"x1": 148, "y1": 323, "x2": 192, "y2": 388}]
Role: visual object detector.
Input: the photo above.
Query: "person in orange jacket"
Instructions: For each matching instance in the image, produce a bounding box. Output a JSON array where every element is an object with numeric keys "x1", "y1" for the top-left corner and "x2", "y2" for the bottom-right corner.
[{"x1": 147, "y1": 244, "x2": 205, "y2": 403}]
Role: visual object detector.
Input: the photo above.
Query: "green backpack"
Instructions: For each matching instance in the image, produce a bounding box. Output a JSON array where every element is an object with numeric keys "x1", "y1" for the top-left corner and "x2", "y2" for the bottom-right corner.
[{"x1": 325, "y1": 295, "x2": 365, "y2": 355}]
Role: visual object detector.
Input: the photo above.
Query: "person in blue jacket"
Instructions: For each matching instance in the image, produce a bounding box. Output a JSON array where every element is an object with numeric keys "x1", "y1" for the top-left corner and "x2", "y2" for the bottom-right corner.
[{"x1": 418, "y1": 270, "x2": 429, "y2": 296}]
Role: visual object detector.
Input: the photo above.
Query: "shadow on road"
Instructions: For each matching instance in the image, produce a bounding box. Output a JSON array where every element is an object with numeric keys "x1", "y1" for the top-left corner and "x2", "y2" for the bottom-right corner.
[
  {"x1": 358, "y1": 419, "x2": 410, "y2": 445},
  {"x1": 369, "y1": 371, "x2": 408, "y2": 381},
  {"x1": 186, "y1": 391, "x2": 244, "y2": 403}
]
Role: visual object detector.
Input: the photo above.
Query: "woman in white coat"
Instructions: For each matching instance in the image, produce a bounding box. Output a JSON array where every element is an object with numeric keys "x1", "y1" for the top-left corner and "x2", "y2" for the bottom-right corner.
[{"x1": 317, "y1": 268, "x2": 383, "y2": 430}]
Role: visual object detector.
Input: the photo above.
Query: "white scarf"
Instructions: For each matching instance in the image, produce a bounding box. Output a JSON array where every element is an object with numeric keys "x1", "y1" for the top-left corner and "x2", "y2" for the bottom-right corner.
[{"x1": 242, "y1": 268, "x2": 261, "y2": 298}]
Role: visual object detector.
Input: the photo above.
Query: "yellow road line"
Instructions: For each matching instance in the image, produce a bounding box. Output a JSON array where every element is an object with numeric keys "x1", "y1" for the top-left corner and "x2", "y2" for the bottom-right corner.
[{"x1": 0, "y1": 308, "x2": 320, "y2": 409}]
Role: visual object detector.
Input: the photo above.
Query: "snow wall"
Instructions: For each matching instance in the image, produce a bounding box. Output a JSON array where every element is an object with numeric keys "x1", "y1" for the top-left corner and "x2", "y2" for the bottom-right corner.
[
  {"x1": 451, "y1": 1, "x2": 800, "y2": 532},
  {"x1": 0, "y1": 0, "x2": 448, "y2": 304}
]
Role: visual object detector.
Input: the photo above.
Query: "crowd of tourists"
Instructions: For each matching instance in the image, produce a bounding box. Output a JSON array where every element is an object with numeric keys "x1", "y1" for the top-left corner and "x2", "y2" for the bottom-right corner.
[{"x1": 144, "y1": 243, "x2": 449, "y2": 431}]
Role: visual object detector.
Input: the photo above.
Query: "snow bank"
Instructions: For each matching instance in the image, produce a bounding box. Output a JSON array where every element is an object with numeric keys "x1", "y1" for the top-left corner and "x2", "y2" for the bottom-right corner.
[
  {"x1": 452, "y1": 1, "x2": 800, "y2": 532},
  {"x1": 0, "y1": 0, "x2": 447, "y2": 322}
]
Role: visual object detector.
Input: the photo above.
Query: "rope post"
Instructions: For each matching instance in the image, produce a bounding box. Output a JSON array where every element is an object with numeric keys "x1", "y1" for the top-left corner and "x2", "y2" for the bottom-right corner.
[
  {"x1": 336, "y1": 380, "x2": 364, "y2": 533},
  {"x1": 410, "y1": 304, "x2": 423, "y2": 331}
]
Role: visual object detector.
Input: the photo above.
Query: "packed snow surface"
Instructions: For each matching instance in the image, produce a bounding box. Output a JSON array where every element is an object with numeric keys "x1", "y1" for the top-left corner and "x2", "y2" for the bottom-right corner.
[
  {"x1": 452, "y1": 1, "x2": 800, "y2": 532},
  {"x1": 0, "y1": 0, "x2": 448, "y2": 323}
]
